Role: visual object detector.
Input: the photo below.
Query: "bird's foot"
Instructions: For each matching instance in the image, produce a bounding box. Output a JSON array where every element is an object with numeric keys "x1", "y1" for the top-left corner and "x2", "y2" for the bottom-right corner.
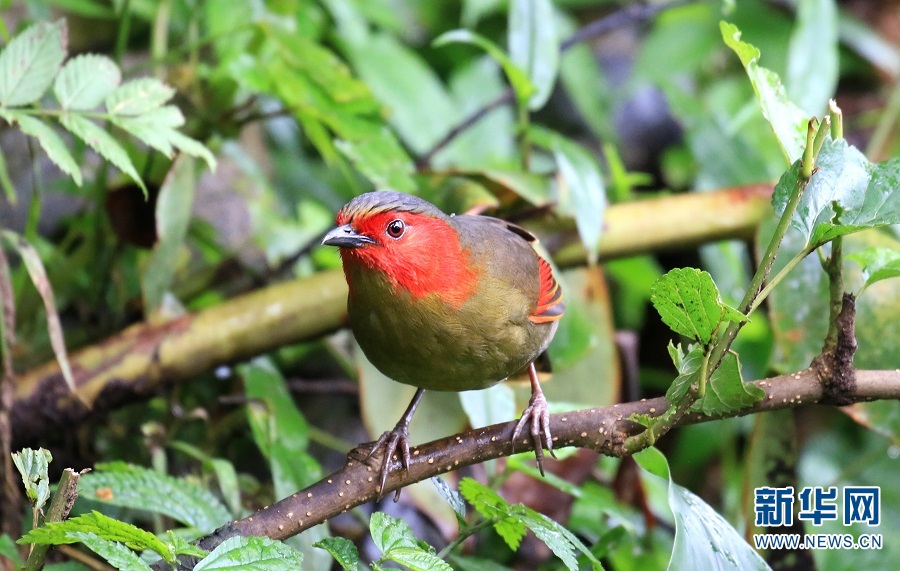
[
  {"x1": 359, "y1": 424, "x2": 411, "y2": 501},
  {"x1": 511, "y1": 389, "x2": 556, "y2": 476}
]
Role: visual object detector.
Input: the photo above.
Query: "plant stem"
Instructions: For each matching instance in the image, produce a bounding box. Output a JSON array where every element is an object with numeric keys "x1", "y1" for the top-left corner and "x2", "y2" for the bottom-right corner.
[
  {"x1": 747, "y1": 246, "x2": 814, "y2": 315},
  {"x1": 24, "y1": 469, "x2": 84, "y2": 571},
  {"x1": 821, "y1": 237, "x2": 844, "y2": 353},
  {"x1": 436, "y1": 518, "x2": 499, "y2": 559}
]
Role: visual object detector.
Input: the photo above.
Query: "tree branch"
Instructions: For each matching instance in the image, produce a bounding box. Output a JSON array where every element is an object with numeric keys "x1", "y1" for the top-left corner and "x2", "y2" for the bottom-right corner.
[
  {"x1": 11, "y1": 184, "x2": 771, "y2": 446},
  {"x1": 156, "y1": 369, "x2": 899, "y2": 569}
]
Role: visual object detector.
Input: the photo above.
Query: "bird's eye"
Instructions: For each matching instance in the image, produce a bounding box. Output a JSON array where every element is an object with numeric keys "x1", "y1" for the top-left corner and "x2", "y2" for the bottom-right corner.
[{"x1": 386, "y1": 219, "x2": 406, "y2": 239}]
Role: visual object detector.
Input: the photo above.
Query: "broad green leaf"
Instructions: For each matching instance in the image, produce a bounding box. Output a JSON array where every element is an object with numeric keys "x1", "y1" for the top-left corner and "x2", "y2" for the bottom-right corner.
[
  {"x1": 451, "y1": 168, "x2": 553, "y2": 205},
  {"x1": 42, "y1": 0, "x2": 115, "y2": 18},
  {"x1": 0, "y1": 534, "x2": 24, "y2": 567},
  {"x1": 169, "y1": 441, "x2": 241, "y2": 517},
  {"x1": 19, "y1": 511, "x2": 170, "y2": 560},
  {"x1": 787, "y1": 0, "x2": 838, "y2": 115},
  {"x1": 459, "y1": 382, "x2": 515, "y2": 429},
  {"x1": 369, "y1": 512, "x2": 420, "y2": 555},
  {"x1": 634, "y1": 447, "x2": 770, "y2": 571},
  {"x1": 772, "y1": 140, "x2": 900, "y2": 247},
  {"x1": 334, "y1": 131, "x2": 417, "y2": 194},
  {"x1": 12, "y1": 448, "x2": 52, "y2": 508},
  {"x1": 194, "y1": 536, "x2": 304, "y2": 570},
  {"x1": 142, "y1": 155, "x2": 195, "y2": 315},
  {"x1": 78, "y1": 462, "x2": 230, "y2": 533},
  {"x1": 458, "y1": 478, "x2": 526, "y2": 551},
  {"x1": 434, "y1": 29, "x2": 535, "y2": 107},
  {"x1": 650, "y1": 268, "x2": 745, "y2": 345},
  {"x1": 62, "y1": 533, "x2": 150, "y2": 571},
  {"x1": 531, "y1": 127, "x2": 606, "y2": 263},
  {"x1": 720, "y1": 21, "x2": 807, "y2": 163},
  {"x1": 239, "y1": 357, "x2": 321, "y2": 499},
  {"x1": 106, "y1": 77, "x2": 175, "y2": 115},
  {"x1": 693, "y1": 351, "x2": 764, "y2": 415},
  {"x1": 1, "y1": 232, "x2": 76, "y2": 393},
  {"x1": 386, "y1": 548, "x2": 453, "y2": 571},
  {"x1": 54, "y1": 53, "x2": 120, "y2": 110},
  {"x1": 111, "y1": 105, "x2": 185, "y2": 158},
  {"x1": 847, "y1": 247, "x2": 900, "y2": 293},
  {"x1": 558, "y1": 13, "x2": 615, "y2": 142},
  {"x1": 344, "y1": 32, "x2": 457, "y2": 155},
  {"x1": 314, "y1": 537, "x2": 359, "y2": 571},
  {"x1": 7, "y1": 112, "x2": 82, "y2": 184},
  {"x1": 0, "y1": 20, "x2": 66, "y2": 106},
  {"x1": 508, "y1": 0, "x2": 559, "y2": 110},
  {"x1": 59, "y1": 113, "x2": 146, "y2": 193}
]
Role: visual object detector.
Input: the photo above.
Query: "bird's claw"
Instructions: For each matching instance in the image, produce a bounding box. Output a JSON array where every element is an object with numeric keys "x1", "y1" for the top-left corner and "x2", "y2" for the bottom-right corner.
[
  {"x1": 363, "y1": 424, "x2": 411, "y2": 501},
  {"x1": 511, "y1": 390, "x2": 555, "y2": 476}
]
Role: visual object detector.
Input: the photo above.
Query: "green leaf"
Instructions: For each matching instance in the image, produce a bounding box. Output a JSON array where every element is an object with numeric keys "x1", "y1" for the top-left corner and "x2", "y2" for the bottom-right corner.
[
  {"x1": 106, "y1": 77, "x2": 175, "y2": 115},
  {"x1": 0, "y1": 20, "x2": 66, "y2": 106},
  {"x1": 0, "y1": 534, "x2": 24, "y2": 567},
  {"x1": 62, "y1": 533, "x2": 150, "y2": 571},
  {"x1": 650, "y1": 268, "x2": 745, "y2": 345},
  {"x1": 343, "y1": 31, "x2": 457, "y2": 155},
  {"x1": 6, "y1": 111, "x2": 83, "y2": 184},
  {"x1": 11, "y1": 448, "x2": 52, "y2": 508},
  {"x1": 434, "y1": 29, "x2": 535, "y2": 107},
  {"x1": 167, "y1": 531, "x2": 209, "y2": 559},
  {"x1": 458, "y1": 478, "x2": 526, "y2": 551},
  {"x1": 787, "y1": 0, "x2": 838, "y2": 115},
  {"x1": 720, "y1": 21, "x2": 807, "y2": 163},
  {"x1": 314, "y1": 537, "x2": 360, "y2": 571},
  {"x1": 110, "y1": 105, "x2": 184, "y2": 157},
  {"x1": 141, "y1": 155, "x2": 195, "y2": 314},
  {"x1": 508, "y1": 0, "x2": 559, "y2": 110},
  {"x1": 665, "y1": 342, "x2": 702, "y2": 404},
  {"x1": 386, "y1": 548, "x2": 453, "y2": 571},
  {"x1": 531, "y1": 127, "x2": 606, "y2": 263},
  {"x1": 459, "y1": 382, "x2": 515, "y2": 430},
  {"x1": 693, "y1": 351, "x2": 764, "y2": 415},
  {"x1": 239, "y1": 357, "x2": 321, "y2": 499},
  {"x1": 58, "y1": 113, "x2": 146, "y2": 193},
  {"x1": 369, "y1": 512, "x2": 421, "y2": 555},
  {"x1": 78, "y1": 462, "x2": 230, "y2": 533},
  {"x1": 848, "y1": 247, "x2": 900, "y2": 293},
  {"x1": 194, "y1": 536, "x2": 304, "y2": 570},
  {"x1": 334, "y1": 131, "x2": 417, "y2": 194},
  {"x1": 634, "y1": 447, "x2": 770, "y2": 571},
  {"x1": 1, "y1": 232, "x2": 77, "y2": 393},
  {"x1": 54, "y1": 53, "x2": 120, "y2": 110},
  {"x1": 516, "y1": 507, "x2": 603, "y2": 571},
  {"x1": 169, "y1": 441, "x2": 241, "y2": 517},
  {"x1": 19, "y1": 511, "x2": 170, "y2": 560}
]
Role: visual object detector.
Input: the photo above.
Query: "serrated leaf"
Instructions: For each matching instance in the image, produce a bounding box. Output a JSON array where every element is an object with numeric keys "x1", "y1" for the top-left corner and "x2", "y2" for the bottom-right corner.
[
  {"x1": 169, "y1": 441, "x2": 241, "y2": 517},
  {"x1": 665, "y1": 343, "x2": 703, "y2": 404},
  {"x1": 773, "y1": 140, "x2": 900, "y2": 247},
  {"x1": 19, "y1": 511, "x2": 170, "y2": 560},
  {"x1": 106, "y1": 77, "x2": 175, "y2": 115},
  {"x1": 111, "y1": 105, "x2": 185, "y2": 158},
  {"x1": 650, "y1": 268, "x2": 745, "y2": 345},
  {"x1": 167, "y1": 130, "x2": 217, "y2": 171},
  {"x1": 634, "y1": 447, "x2": 769, "y2": 571},
  {"x1": 194, "y1": 536, "x2": 304, "y2": 570},
  {"x1": 59, "y1": 113, "x2": 146, "y2": 193},
  {"x1": 78, "y1": 462, "x2": 230, "y2": 533},
  {"x1": 508, "y1": 0, "x2": 559, "y2": 110},
  {"x1": 434, "y1": 29, "x2": 535, "y2": 107},
  {"x1": 848, "y1": 247, "x2": 900, "y2": 293},
  {"x1": 167, "y1": 531, "x2": 208, "y2": 559},
  {"x1": 386, "y1": 548, "x2": 453, "y2": 571},
  {"x1": 11, "y1": 448, "x2": 52, "y2": 508},
  {"x1": 1, "y1": 232, "x2": 77, "y2": 393},
  {"x1": 694, "y1": 351, "x2": 764, "y2": 415},
  {"x1": 66, "y1": 532, "x2": 151, "y2": 571},
  {"x1": 458, "y1": 478, "x2": 526, "y2": 551},
  {"x1": 314, "y1": 537, "x2": 359, "y2": 571},
  {"x1": 432, "y1": 476, "x2": 467, "y2": 521},
  {"x1": 720, "y1": 21, "x2": 807, "y2": 163},
  {"x1": 141, "y1": 155, "x2": 194, "y2": 314},
  {"x1": 0, "y1": 20, "x2": 66, "y2": 106},
  {"x1": 369, "y1": 512, "x2": 420, "y2": 555},
  {"x1": 516, "y1": 507, "x2": 603, "y2": 571},
  {"x1": 54, "y1": 53, "x2": 120, "y2": 110},
  {"x1": 8, "y1": 112, "x2": 82, "y2": 184}
]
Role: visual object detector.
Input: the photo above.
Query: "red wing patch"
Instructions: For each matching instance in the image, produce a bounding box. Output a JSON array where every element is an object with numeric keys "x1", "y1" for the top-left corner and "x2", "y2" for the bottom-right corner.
[{"x1": 529, "y1": 257, "x2": 564, "y2": 324}]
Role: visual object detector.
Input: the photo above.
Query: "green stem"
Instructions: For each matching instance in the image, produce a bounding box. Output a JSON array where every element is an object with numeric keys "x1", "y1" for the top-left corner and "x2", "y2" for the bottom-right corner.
[
  {"x1": 747, "y1": 246, "x2": 814, "y2": 316},
  {"x1": 517, "y1": 104, "x2": 530, "y2": 171},
  {"x1": 114, "y1": 0, "x2": 133, "y2": 66},
  {"x1": 697, "y1": 349, "x2": 711, "y2": 398},
  {"x1": 23, "y1": 469, "x2": 83, "y2": 571},
  {"x1": 829, "y1": 99, "x2": 844, "y2": 141},
  {"x1": 436, "y1": 517, "x2": 499, "y2": 559},
  {"x1": 152, "y1": 0, "x2": 173, "y2": 79},
  {"x1": 821, "y1": 236, "x2": 844, "y2": 352}
]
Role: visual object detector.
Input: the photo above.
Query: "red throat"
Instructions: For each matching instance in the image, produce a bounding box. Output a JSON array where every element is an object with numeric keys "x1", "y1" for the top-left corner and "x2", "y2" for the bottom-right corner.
[{"x1": 337, "y1": 211, "x2": 478, "y2": 308}]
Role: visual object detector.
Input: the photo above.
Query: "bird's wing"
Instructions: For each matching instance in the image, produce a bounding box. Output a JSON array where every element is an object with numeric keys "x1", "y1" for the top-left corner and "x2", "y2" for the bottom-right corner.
[{"x1": 529, "y1": 256, "x2": 564, "y2": 324}]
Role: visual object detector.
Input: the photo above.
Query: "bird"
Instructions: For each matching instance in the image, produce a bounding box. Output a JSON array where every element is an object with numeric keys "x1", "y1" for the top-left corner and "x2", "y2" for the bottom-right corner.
[{"x1": 322, "y1": 190, "x2": 564, "y2": 497}]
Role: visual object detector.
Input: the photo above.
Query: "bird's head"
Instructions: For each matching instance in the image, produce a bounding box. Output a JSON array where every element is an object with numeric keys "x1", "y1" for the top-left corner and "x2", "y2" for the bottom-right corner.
[{"x1": 322, "y1": 191, "x2": 477, "y2": 306}]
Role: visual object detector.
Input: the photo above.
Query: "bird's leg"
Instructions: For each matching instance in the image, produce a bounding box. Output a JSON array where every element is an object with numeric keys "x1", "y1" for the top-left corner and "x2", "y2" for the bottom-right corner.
[
  {"x1": 364, "y1": 388, "x2": 425, "y2": 500},
  {"x1": 511, "y1": 362, "x2": 556, "y2": 476}
]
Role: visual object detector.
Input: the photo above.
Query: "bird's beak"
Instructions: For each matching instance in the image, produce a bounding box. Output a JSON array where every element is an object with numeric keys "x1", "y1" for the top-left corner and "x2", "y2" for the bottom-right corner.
[{"x1": 322, "y1": 224, "x2": 376, "y2": 248}]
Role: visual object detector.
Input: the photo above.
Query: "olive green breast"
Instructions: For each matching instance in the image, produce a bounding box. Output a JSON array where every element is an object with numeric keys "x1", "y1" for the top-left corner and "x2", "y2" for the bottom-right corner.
[{"x1": 346, "y1": 215, "x2": 557, "y2": 392}]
